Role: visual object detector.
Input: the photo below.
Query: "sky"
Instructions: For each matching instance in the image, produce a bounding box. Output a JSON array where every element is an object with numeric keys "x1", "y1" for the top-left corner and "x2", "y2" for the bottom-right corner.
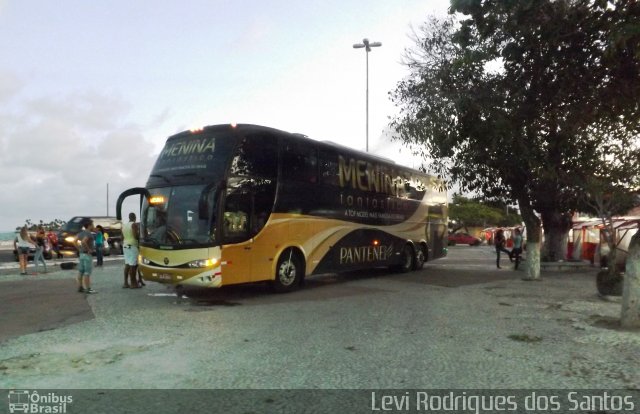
[{"x1": 0, "y1": 0, "x2": 451, "y2": 231}]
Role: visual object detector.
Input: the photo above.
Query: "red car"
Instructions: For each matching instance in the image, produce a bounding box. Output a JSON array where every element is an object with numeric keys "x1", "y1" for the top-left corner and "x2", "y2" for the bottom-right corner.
[{"x1": 448, "y1": 232, "x2": 482, "y2": 246}]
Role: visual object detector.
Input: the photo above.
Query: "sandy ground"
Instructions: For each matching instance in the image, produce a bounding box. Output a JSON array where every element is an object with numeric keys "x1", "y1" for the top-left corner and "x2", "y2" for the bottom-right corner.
[{"x1": 0, "y1": 246, "x2": 638, "y2": 413}]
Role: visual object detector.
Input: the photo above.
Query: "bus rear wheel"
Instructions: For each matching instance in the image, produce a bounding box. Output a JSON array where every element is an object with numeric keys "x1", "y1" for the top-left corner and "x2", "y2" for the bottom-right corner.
[
  {"x1": 413, "y1": 245, "x2": 426, "y2": 270},
  {"x1": 272, "y1": 249, "x2": 303, "y2": 293},
  {"x1": 393, "y1": 244, "x2": 414, "y2": 273}
]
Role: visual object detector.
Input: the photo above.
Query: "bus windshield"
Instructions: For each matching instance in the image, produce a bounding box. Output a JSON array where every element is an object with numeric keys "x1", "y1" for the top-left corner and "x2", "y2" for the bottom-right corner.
[{"x1": 141, "y1": 184, "x2": 218, "y2": 248}]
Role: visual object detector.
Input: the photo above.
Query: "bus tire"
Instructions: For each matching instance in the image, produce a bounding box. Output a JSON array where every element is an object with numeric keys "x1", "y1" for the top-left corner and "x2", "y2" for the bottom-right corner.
[
  {"x1": 272, "y1": 248, "x2": 303, "y2": 293},
  {"x1": 393, "y1": 244, "x2": 414, "y2": 273},
  {"x1": 413, "y1": 244, "x2": 426, "y2": 270}
]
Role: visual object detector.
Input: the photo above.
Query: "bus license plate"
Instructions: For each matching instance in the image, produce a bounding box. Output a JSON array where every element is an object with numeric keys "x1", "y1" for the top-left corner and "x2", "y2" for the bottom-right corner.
[{"x1": 157, "y1": 273, "x2": 172, "y2": 280}]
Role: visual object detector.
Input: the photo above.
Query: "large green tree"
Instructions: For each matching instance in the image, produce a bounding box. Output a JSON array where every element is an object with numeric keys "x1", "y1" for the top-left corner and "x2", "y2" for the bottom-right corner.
[
  {"x1": 449, "y1": 194, "x2": 521, "y2": 231},
  {"x1": 390, "y1": 0, "x2": 640, "y2": 279}
]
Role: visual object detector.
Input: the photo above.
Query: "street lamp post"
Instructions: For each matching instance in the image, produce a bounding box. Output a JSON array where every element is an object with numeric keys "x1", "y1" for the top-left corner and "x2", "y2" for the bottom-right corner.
[{"x1": 353, "y1": 38, "x2": 381, "y2": 152}]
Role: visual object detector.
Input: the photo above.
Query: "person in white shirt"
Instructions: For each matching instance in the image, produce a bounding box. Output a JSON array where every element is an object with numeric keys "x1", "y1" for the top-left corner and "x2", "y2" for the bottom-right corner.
[
  {"x1": 14, "y1": 226, "x2": 36, "y2": 275},
  {"x1": 122, "y1": 212, "x2": 142, "y2": 288}
]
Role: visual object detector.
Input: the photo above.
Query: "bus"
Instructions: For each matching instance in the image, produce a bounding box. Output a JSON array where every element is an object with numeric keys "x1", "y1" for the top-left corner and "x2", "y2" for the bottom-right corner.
[{"x1": 116, "y1": 124, "x2": 447, "y2": 292}]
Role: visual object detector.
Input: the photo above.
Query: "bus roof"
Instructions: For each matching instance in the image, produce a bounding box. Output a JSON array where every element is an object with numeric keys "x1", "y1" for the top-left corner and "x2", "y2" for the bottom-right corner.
[
  {"x1": 167, "y1": 123, "x2": 436, "y2": 179},
  {"x1": 321, "y1": 140, "x2": 397, "y2": 165}
]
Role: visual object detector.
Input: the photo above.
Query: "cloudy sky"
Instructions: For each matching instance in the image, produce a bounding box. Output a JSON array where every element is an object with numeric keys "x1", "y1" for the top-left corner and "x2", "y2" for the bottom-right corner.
[{"x1": 0, "y1": 0, "x2": 450, "y2": 231}]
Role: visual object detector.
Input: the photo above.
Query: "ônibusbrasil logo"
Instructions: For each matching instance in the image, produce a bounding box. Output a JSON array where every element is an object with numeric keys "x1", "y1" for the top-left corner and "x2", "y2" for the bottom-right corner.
[{"x1": 8, "y1": 390, "x2": 73, "y2": 413}]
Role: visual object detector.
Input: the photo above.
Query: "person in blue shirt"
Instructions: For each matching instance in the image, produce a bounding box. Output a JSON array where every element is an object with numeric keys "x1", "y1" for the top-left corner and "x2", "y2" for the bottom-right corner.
[
  {"x1": 511, "y1": 228, "x2": 524, "y2": 270},
  {"x1": 94, "y1": 225, "x2": 105, "y2": 267}
]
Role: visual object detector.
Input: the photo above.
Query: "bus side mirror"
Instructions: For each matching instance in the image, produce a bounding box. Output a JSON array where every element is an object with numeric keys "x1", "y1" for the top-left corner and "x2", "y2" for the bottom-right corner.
[{"x1": 116, "y1": 187, "x2": 150, "y2": 220}]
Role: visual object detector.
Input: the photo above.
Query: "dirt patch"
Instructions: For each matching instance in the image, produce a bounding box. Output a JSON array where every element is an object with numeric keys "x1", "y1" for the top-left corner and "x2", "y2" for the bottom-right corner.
[
  {"x1": 588, "y1": 315, "x2": 622, "y2": 330},
  {"x1": 0, "y1": 344, "x2": 157, "y2": 377},
  {"x1": 508, "y1": 334, "x2": 543, "y2": 343}
]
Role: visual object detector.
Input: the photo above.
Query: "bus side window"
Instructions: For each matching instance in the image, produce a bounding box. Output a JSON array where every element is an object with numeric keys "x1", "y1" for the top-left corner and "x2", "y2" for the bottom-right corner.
[
  {"x1": 230, "y1": 133, "x2": 278, "y2": 179},
  {"x1": 319, "y1": 149, "x2": 339, "y2": 186},
  {"x1": 251, "y1": 180, "x2": 276, "y2": 236},
  {"x1": 282, "y1": 139, "x2": 317, "y2": 183},
  {"x1": 223, "y1": 181, "x2": 251, "y2": 242}
]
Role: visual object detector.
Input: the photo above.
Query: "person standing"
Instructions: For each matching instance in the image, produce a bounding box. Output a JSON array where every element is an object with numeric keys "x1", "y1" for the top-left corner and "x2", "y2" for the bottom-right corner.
[
  {"x1": 14, "y1": 226, "x2": 36, "y2": 275},
  {"x1": 94, "y1": 225, "x2": 105, "y2": 267},
  {"x1": 46, "y1": 229, "x2": 61, "y2": 259},
  {"x1": 122, "y1": 212, "x2": 142, "y2": 288},
  {"x1": 494, "y1": 228, "x2": 512, "y2": 269},
  {"x1": 511, "y1": 228, "x2": 524, "y2": 270},
  {"x1": 76, "y1": 219, "x2": 96, "y2": 293},
  {"x1": 33, "y1": 226, "x2": 47, "y2": 274}
]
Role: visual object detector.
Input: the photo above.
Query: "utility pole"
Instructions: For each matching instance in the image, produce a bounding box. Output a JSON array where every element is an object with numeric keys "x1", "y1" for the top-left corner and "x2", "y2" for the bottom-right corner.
[{"x1": 353, "y1": 38, "x2": 382, "y2": 152}]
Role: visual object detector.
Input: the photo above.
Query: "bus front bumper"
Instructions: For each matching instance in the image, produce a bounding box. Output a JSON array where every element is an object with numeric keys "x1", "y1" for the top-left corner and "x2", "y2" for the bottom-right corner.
[
  {"x1": 181, "y1": 273, "x2": 222, "y2": 288},
  {"x1": 141, "y1": 265, "x2": 223, "y2": 288}
]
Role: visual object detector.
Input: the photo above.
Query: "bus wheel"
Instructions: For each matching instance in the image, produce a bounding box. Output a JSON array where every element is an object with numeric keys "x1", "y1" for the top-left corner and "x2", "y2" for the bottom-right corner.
[
  {"x1": 413, "y1": 245, "x2": 426, "y2": 270},
  {"x1": 394, "y1": 244, "x2": 414, "y2": 273},
  {"x1": 272, "y1": 249, "x2": 303, "y2": 293}
]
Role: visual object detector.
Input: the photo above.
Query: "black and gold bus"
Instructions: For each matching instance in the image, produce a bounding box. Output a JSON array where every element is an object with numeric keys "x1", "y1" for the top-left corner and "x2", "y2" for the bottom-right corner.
[{"x1": 116, "y1": 124, "x2": 447, "y2": 292}]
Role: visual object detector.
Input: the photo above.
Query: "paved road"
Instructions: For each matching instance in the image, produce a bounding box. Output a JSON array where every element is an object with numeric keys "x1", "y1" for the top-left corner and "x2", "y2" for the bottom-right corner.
[
  {"x1": 1, "y1": 246, "x2": 638, "y2": 413},
  {"x1": 0, "y1": 247, "x2": 122, "y2": 274},
  {"x1": 0, "y1": 248, "x2": 15, "y2": 263},
  {"x1": 0, "y1": 247, "x2": 79, "y2": 263}
]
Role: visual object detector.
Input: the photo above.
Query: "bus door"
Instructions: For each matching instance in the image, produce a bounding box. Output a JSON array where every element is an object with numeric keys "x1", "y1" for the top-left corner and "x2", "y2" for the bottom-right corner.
[
  {"x1": 220, "y1": 177, "x2": 278, "y2": 283},
  {"x1": 221, "y1": 179, "x2": 253, "y2": 284},
  {"x1": 246, "y1": 179, "x2": 277, "y2": 281},
  {"x1": 221, "y1": 132, "x2": 279, "y2": 283}
]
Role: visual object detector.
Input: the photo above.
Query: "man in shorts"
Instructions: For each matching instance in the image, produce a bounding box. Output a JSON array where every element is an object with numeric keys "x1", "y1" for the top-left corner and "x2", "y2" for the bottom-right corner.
[
  {"x1": 122, "y1": 212, "x2": 141, "y2": 288},
  {"x1": 76, "y1": 219, "x2": 96, "y2": 293}
]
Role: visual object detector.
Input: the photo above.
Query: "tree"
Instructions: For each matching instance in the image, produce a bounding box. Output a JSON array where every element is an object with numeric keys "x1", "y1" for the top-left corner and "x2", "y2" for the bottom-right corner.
[
  {"x1": 449, "y1": 194, "x2": 520, "y2": 232},
  {"x1": 16, "y1": 219, "x2": 66, "y2": 231},
  {"x1": 390, "y1": 0, "x2": 640, "y2": 280}
]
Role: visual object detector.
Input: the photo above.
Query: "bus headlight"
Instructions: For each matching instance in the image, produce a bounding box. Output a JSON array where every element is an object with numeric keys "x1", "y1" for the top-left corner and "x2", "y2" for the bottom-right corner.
[
  {"x1": 188, "y1": 258, "x2": 219, "y2": 268},
  {"x1": 140, "y1": 256, "x2": 151, "y2": 265},
  {"x1": 65, "y1": 236, "x2": 76, "y2": 243}
]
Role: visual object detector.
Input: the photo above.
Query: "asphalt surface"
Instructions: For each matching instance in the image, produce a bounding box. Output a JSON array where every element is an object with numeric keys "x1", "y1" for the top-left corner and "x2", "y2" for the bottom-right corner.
[
  {"x1": 0, "y1": 249, "x2": 15, "y2": 263},
  {"x1": 0, "y1": 246, "x2": 639, "y2": 414},
  {"x1": 0, "y1": 279, "x2": 94, "y2": 342}
]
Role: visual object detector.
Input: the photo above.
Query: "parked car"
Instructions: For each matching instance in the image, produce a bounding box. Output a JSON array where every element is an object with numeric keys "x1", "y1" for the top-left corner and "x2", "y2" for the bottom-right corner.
[
  {"x1": 448, "y1": 232, "x2": 482, "y2": 246},
  {"x1": 57, "y1": 216, "x2": 123, "y2": 257},
  {"x1": 12, "y1": 233, "x2": 53, "y2": 261}
]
